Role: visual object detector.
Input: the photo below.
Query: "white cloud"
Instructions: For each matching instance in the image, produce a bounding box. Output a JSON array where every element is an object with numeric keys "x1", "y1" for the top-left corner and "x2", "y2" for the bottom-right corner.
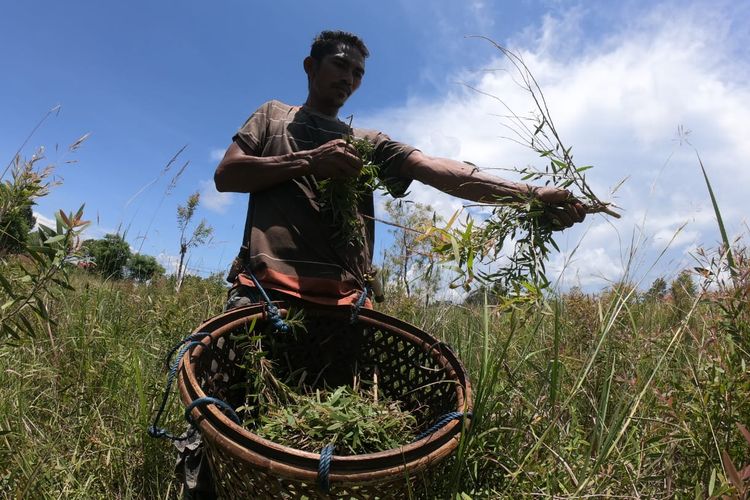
[
  {"x1": 210, "y1": 148, "x2": 226, "y2": 162},
  {"x1": 199, "y1": 179, "x2": 236, "y2": 214},
  {"x1": 156, "y1": 252, "x2": 180, "y2": 275},
  {"x1": 32, "y1": 211, "x2": 55, "y2": 230},
  {"x1": 363, "y1": 3, "x2": 749, "y2": 290}
]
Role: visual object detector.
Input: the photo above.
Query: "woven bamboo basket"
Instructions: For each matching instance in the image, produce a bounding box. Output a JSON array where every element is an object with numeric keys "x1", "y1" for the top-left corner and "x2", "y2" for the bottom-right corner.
[{"x1": 176, "y1": 301, "x2": 472, "y2": 499}]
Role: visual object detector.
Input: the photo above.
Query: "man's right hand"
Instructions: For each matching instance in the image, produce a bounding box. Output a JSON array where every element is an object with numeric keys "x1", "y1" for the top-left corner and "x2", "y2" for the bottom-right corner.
[{"x1": 306, "y1": 139, "x2": 363, "y2": 179}]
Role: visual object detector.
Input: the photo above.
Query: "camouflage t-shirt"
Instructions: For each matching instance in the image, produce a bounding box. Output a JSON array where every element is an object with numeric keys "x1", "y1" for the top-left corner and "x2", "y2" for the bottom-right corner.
[{"x1": 229, "y1": 100, "x2": 416, "y2": 306}]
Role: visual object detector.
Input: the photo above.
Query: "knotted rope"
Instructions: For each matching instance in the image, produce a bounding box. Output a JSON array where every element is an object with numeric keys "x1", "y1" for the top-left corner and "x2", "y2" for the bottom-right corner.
[
  {"x1": 349, "y1": 285, "x2": 370, "y2": 324},
  {"x1": 247, "y1": 271, "x2": 290, "y2": 333}
]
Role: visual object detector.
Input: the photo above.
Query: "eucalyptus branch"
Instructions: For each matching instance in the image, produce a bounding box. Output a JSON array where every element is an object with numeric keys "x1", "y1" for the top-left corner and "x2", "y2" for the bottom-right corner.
[{"x1": 423, "y1": 40, "x2": 621, "y2": 300}]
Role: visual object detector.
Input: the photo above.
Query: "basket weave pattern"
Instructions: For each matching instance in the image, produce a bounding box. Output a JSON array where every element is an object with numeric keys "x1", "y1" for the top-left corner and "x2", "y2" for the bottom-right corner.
[{"x1": 177, "y1": 302, "x2": 471, "y2": 499}]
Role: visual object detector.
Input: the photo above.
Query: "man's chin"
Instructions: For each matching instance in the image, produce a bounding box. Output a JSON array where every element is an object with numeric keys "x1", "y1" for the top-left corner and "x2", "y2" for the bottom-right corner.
[{"x1": 329, "y1": 97, "x2": 348, "y2": 109}]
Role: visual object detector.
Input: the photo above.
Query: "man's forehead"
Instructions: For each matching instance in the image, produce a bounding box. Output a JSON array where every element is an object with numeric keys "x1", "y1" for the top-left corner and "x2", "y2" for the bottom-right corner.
[{"x1": 329, "y1": 43, "x2": 365, "y2": 66}]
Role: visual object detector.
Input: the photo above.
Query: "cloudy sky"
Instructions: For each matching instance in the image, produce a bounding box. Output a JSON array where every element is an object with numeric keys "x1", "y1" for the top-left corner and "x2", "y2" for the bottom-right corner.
[{"x1": 2, "y1": 0, "x2": 748, "y2": 292}]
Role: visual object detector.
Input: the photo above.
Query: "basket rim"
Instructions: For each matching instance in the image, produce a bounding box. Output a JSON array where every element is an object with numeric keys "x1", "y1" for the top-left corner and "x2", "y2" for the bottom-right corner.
[{"x1": 177, "y1": 302, "x2": 473, "y2": 483}]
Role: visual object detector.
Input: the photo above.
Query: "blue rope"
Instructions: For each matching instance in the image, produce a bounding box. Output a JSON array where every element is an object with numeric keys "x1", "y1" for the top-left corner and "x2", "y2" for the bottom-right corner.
[
  {"x1": 350, "y1": 286, "x2": 370, "y2": 324},
  {"x1": 247, "y1": 271, "x2": 290, "y2": 333},
  {"x1": 147, "y1": 332, "x2": 210, "y2": 441},
  {"x1": 317, "y1": 443, "x2": 335, "y2": 493},
  {"x1": 414, "y1": 411, "x2": 473, "y2": 442},
  {"x1": 184, "y1": 396, "x2": 241, "y2": 426},
  {"x1": 314, "y1": 411, "x2": 470, "y2": 492}
]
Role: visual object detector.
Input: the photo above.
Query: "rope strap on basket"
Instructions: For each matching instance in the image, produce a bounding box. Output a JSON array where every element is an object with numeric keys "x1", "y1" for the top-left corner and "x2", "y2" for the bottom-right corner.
[
  {"x1": 148, "y1": 332, "x2": 210, "y2": 440},
  {"x1": 314, "y1": 412, "x2": 472, "y2": 493},
  {"x1": 247, "y1": 271, "x2": 290, "y2": 333},
  {"x1": 185, "y1": 396, "x2": 241, "y2": 426},
  {"x1": 414, "y1": 411, "x2": 473, "y2": 442},
  {"x1": 349, "y1": 285, "x2": 370, "y2": 324},
  {"x1": 317, "y1": 443, "x2": 335, "y2": 493}
]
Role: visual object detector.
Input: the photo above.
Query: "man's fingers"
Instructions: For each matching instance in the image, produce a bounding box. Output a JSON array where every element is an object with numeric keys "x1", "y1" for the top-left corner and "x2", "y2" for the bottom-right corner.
[
  {"x1": 567, "y1": 201, "x2": 586, "y2": 223},
  {"x1": 552, "y1": 209, "x2": 574, "y2": 228},
  {"x1": 330, "y1": 152, "x2": 363, "y2": 178}
]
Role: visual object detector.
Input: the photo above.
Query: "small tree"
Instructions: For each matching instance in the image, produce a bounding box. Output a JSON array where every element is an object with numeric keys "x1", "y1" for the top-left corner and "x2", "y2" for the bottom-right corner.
[
  {"x1": 127, "y1": 253, "x2": 165, "y2": 282},
  {"x1": 670, "y1": 269, "x2": 697, "y2": 317},
  {"x1": 175, "y1": 192, "x2": 213, "y2": 292},
  {"x1": 464, "y1": 283, "x2": 508, "y2": 306},
  {"x1": 382, "y1": 200, "x2": 442, "y2": 303},
  {"x1": 82, "y1": 233, "x2": 131, "y2": 279},
  {"x1": 0, "y1": 145, "x2": 89, "y2": 340},
  {"x1": 645, "y1": 276, "x2": 668, "y2": 302},
  {"x1": 0, "y1": 156, "x2": 42, "y2": 256}
]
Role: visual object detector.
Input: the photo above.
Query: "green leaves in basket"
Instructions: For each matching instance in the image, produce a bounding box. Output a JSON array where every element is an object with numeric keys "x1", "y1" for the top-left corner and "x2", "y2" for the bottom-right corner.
[
  {"x1": 254, "y1": 385, "x2": 418, "y2": 455},
  {"x1": 233, "y1": 306, "x2": 418, "y2": 455}
]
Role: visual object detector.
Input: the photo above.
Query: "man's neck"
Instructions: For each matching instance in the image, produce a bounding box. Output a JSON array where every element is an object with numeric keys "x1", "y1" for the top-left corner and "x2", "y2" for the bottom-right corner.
[{"x1": 303, "y1": 97, "x2": 339, "y2": 119}]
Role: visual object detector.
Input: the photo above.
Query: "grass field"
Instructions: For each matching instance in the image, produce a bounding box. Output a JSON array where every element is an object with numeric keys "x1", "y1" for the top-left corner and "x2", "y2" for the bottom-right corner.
[{"x1": 0, "y1": 258, "x2": 748, "y2": 498}]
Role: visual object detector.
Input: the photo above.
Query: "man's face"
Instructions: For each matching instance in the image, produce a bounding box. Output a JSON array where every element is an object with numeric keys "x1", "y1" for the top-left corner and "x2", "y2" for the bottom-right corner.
[{"x1": 307, "y1": 43, "x2": 366, "y2": 112}]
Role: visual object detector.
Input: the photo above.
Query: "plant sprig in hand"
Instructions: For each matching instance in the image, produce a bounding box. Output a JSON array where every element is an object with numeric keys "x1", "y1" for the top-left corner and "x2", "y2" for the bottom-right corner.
[{"x1": 317, "y1": 135, "x2": 384, "y2": 247}]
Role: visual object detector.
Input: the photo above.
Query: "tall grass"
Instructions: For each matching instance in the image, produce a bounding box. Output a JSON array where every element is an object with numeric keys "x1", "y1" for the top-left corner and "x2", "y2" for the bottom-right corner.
[
  {"x1": 0, "y1": 254, "x2": 747, "y2": 497},
  {"x1": 2, "y1": 151, "x2": 749, "y2": 498},
  {"x1": 0, "y1": 272, "x2": 226, "y2": 498}
]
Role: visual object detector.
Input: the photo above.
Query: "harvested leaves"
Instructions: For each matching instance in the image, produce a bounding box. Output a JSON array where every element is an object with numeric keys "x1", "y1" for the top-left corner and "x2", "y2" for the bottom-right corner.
[
  {"x1": 254, "y1": 385, "x2": 418, "y2": 455},
  {"x1": 317, "y1": 138, "x2": 384, "y2": 247},
  {"x1": 234, "y1": 318, "x2": 419, "y2": 455}
]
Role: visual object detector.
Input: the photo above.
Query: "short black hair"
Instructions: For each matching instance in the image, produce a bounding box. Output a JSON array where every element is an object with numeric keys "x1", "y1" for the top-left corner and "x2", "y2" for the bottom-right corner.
[{"x1": 310, "y1": 30, "x2": 369, "y2": 60}]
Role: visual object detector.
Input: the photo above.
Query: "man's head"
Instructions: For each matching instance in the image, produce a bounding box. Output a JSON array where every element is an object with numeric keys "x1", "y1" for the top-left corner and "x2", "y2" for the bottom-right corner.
[
  {"x1": 304, "y1": 31, "x2": 369, "y2": 117},
  {"x1": 310, "y1": 30, "x2": 369, "y2": 61}
]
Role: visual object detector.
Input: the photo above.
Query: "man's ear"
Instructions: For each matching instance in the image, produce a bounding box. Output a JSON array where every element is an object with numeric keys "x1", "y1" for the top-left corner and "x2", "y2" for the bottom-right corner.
[{"x1": 303, "y1": 56, "x2": 318, "y2": 78}]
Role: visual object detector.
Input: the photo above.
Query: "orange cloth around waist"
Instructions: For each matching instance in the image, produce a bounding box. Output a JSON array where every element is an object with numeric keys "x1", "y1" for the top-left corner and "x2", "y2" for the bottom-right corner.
[{"x1": 236, "y1": 268, "x2": 372, "y2": 308}]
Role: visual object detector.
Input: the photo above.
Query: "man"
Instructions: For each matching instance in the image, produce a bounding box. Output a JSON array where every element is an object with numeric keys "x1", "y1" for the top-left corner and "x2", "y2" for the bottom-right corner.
[
  {"x1": 215, "y1": 30, "x2": 586, "y2": 309},
  {"x1": 180, "y1": 30, "x2": 585, "y2": 499}
]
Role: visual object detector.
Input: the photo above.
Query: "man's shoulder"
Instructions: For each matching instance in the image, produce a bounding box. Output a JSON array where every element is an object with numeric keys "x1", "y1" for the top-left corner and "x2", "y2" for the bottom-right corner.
[
  {"x1": 352, "y1": 127, "x2": 388, "y2": 142},
  {"x1": 259, "y1": 99, "x2": 297, "y2": 116}
]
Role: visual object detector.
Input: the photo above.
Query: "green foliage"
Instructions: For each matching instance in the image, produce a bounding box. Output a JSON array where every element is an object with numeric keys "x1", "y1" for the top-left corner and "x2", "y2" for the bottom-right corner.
[
  {"x1": 644, "y1": 276, "x2": 668, "y2": 301},
  {"x1": 0, "y1": 204, "x2": 35, "y2": 255},
  {"x1": 670, "y1": 268, "x2": 696, "y2": 316},
  {"x1": 463, "y1": 283, "x2": 509, "y2": 306},
  {"x1": 255, "y1": 385, "x2": 418, "y2": 455},
  {"x1": 0, "y1": 208, "x2": 89, "y2": 340},
  {"x1": 82, "y1": 233, "x2": 132, "y2": 280},
  {"x1": 127, "y1": 253, "x2": 165, "y2": 282},
  {"x1": 423, "y1": 43, "x2": 618, "y2": 303},
  {"x1": 0, "y1": 272, "x2": 226, "y2": 496},
  {"x1": 0, "y1": 146, "x2": 89, "y2": 341},
  {"x1": 382, "y1": 199, "x2": 443, "y2": 300},
  {"x1": 175, "y1": 192, "x2": 213, "y2": 291},
  {"x1": 317, "y1": 137, "x2": 385, "y2": 247},
  {"x1": 233, "y1": 317, "x2": 417, "y2": 456},
  {"x1": 1, "y1": 250, "x2": 749, "y2": 496},
  {"x1": 0, "y1": 153, "x2": 49, "y2": 257}
]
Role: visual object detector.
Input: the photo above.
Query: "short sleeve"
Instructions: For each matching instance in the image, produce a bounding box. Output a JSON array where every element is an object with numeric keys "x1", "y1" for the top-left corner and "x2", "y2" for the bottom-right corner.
[
  {"x1": 232, "y1": 101, "x2": 273, "y2": 155},
  {"x1": 356, "y1": 129, "x2": 417, "y2": 198}
]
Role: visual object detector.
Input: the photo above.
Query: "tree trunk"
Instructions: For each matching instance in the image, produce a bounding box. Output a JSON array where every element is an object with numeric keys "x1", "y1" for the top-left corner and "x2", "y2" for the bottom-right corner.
[{"x1": 175, "y1": 243, "x2": 186, "y2": 292}]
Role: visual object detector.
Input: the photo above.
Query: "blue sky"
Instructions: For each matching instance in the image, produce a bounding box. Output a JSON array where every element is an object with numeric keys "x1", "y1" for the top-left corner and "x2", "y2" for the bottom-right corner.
[{"x1": 3, "y1": 0, "x2": 749, "y2": 294}]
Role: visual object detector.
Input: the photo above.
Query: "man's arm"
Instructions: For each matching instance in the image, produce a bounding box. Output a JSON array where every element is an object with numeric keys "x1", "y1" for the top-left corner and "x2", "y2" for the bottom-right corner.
[
  {"x1": 400, "y1": 150, "x2": 587, "y2": 228},
  {"x1": 214, "y1": 139, "x2": 363, "y2": 194}
]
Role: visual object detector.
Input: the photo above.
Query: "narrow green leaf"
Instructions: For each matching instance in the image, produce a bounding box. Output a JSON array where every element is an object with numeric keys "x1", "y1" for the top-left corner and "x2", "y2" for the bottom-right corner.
[{"x1": 696, "y1": 153, "x2": 736, "y2": 280}]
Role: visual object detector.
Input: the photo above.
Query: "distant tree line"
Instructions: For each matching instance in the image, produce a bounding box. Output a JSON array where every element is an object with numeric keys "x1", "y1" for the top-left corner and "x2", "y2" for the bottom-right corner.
[{"x1": 80, "y1": 233, "x2": 164, "y2": 282}]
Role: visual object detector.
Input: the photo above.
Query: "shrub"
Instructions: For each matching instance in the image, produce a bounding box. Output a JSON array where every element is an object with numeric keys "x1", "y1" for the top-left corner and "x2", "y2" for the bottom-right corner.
[
  {"x1": 82, "y1": 233, "x2": 131, "y2": 279},
  {"x1": 128, "y1": 253, "x2": 165, "y2": 282}
]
